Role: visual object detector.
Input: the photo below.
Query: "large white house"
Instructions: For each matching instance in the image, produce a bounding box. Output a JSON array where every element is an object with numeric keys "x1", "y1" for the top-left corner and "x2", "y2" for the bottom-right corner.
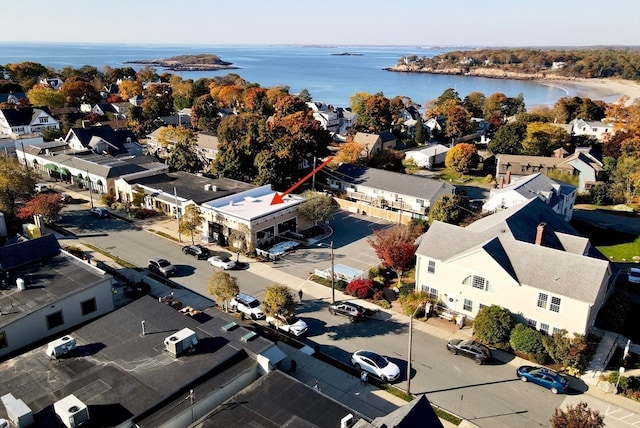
[
  {"x1": 0, "y1": 107, "x2": 60, "y2": 136},
  {"x1": 483, "y1": 173, "x2": 576, "y2": 221},
  {"x1": 415, "y1": 198, "x2": 613, "y2": 336}
]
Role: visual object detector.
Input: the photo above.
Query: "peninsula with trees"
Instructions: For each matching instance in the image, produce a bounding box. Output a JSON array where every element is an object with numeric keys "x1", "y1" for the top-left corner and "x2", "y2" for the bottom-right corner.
[
  {"x1": 386, "y1": 48, "x2": 640, "y2": 81},
  {"x1": 125, "y1": 54, "x2": 238, "y2": 71}
]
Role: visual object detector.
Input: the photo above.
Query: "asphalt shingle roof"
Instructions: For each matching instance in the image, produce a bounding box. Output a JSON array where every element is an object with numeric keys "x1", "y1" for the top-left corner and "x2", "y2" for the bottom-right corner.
[{"x1": 333, "y1": 164, "x2": 455, "y2": 202}]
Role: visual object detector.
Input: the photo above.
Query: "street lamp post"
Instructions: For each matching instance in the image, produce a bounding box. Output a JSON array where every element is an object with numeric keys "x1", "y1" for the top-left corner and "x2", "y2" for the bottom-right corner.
[{"x1": 406, "y1": 303, "x2": 424, "y2": 395}]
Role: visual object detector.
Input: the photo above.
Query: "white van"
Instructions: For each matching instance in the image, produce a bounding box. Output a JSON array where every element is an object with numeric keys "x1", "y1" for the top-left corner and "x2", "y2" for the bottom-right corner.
[{"x1": 628, "y1": 268, "x2": 640, "y2": 284}]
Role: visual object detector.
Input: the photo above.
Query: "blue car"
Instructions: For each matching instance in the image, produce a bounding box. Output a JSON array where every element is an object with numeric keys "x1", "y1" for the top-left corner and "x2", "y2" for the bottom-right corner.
[{"x1": 516, "y1": 365, "x2": 569, "y2": 394}]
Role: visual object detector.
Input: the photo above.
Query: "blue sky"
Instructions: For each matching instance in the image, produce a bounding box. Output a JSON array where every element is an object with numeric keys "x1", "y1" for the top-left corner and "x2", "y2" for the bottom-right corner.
[{"x1": 1, "y1": 0, "x2": 639, "y2": 47}]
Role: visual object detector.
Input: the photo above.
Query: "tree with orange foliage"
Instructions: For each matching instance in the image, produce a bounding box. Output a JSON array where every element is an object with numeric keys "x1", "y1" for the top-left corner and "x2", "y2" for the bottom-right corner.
[
  {"x1": 367, "y1": 224, "x2": 421, "y2": 283},
  {"x1": 118, "y1": 80, "x2": 143, "y2": 100},
  {"x1": 17, "y1": 193, "x2": 64, "y2": 223},
  {"x1": 59, "y1": 76, "x2": 99, "y2": 106},
  {"x1": 335, "y1": 139, "x2": 366, "y2": 165},
  {"x1": 445, "y1": 143, "x2": 478, "y2": 175}
]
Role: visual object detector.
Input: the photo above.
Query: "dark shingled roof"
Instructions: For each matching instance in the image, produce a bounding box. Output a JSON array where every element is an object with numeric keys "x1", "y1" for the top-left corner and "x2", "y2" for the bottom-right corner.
[
  {"x1": 199, "y1": 370, "x2": 362, "y2": 428},
  {"x1": 0, "y1": 233, "x2": 60, "y2": 271},
  {"x1": 1, "y1": 106, "x2": 51, "y2": 126},
  {"x1": 68, "y1": 125, "x2": 132, "y2": 155},
  {"x1": 369, "y1": 395, "x2": 443, "y2": 428},
  {"x1": 333, "y1": 164, "x2": 455, "y2": 203}
]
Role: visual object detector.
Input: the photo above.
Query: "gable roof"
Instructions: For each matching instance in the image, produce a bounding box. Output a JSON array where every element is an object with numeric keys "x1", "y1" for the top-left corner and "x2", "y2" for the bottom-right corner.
[
  {"x1": 466, "y1": 198, "x2": 587, "y2": 253},
  {"x1": 0, "y1": 107, "x2": 52, "y2": 126},
  {"x1": 416, "y1": 199, "x2": 610, "y2": 303},
  {"x1": 333, "y1": 164, "x2": 455, "y2": 201},
  {"x1": 68, "y1": 125, "x2": 131, "y2": 155},
  {"x1": 368, "y1": 395, "x2": 443, "y2": 428},
  {"x1": 407, "y1": 144, "x2": 450, "y2": 157},
  {"x1": 490, "y1": 173, "x2": 575, "y2": 208}
]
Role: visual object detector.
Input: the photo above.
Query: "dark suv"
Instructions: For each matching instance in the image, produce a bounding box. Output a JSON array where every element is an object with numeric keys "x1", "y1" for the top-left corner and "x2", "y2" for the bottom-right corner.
[
  {"x1": 446, "y1": 339, "x2": 492, "y2": 364},
  {"x1": 328, "y1": 301, "x2": 367, "y2": 322},
  {"x1": 182, "y1": 245, "x2": 210, "y2": 260}
]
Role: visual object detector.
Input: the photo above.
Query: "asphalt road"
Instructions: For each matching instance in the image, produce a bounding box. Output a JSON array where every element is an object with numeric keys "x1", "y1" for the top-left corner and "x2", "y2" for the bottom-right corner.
[{"x1": 55, "y1": 203, "x2": 572, "y2": 428}]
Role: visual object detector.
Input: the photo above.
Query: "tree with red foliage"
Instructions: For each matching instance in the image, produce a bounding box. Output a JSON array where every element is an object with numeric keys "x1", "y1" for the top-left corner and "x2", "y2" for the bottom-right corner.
[
  {"x1": 367, "y1": 224, "x2": 420, "y2": 283},
  {"x1": 17, "y1": 193, "x2": 63, "y2": 223},
  {"x1": 106, "y1": 94, "x2": 124, "y2": 104},
  {"x1": 346, "y1": 279, "x2": 375, "y2": 299},
  {"x1": 550, "y1": 402, "x2": 603, "y2": 428}
]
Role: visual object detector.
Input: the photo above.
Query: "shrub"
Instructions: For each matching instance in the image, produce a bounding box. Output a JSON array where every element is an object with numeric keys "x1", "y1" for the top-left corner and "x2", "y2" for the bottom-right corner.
[
  {"x1": 510, "y1": 324, "x2": 547, "y2": 363},
  {"x1": 346, "y1": 279, "x2": 374, "y2": 299},
  {"x1": 377, "y1": 299, "x2": 391, "y2": 309},
  {"x1": 609, "y1": 372, "x2": 629, "y2": 392},
  {"x1": 484, "y1": 174, "x2": 494, "y2": 184},
  {"x1": 542, "y1": 330, "x2": 589, "y2": 371},
  {"x1": 397, "y1": 283, "x2": 414, "y2": 298},
  {"x1": 101, "y1": 193, "x2": 116, "y2": 206},
  {"x1": 398, "y1": 291, "x2": 430, "y2": 316},
  {"x1": 473, "y1": 305, "x2": 515, "y2": 346}
]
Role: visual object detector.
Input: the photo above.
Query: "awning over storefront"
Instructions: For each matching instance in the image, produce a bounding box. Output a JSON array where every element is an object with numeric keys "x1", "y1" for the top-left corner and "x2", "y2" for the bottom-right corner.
[
  {"x1": 77, "y1": 173, "x2": 83, "y2": 179},
  {"x1": 96, "y1": 179, "x2": 103, "y2": 185},
  {"x1": 59, "y1": 167, "x2": 70, "y2": 176},
  {"x1": 44, "y1": 163, "x2": 58, "y2": 171}
]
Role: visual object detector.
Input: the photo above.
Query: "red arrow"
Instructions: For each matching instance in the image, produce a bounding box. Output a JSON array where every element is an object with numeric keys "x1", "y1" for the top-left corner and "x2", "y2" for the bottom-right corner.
[{"x1": 271, "y1": 157, "x2": 334, "y2": 205}]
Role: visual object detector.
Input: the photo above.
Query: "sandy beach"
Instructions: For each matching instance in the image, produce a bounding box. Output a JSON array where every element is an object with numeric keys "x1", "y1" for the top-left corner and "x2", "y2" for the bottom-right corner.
[{"x1": 538, "y1": 78, "x2": 640, "y2": 106}]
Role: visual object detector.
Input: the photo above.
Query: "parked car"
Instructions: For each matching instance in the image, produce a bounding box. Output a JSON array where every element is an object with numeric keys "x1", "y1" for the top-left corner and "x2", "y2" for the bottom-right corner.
[
  {"x1": 90, "y1": 207, "x2": 109, "y2": 218},
  {"x1": 35, "y1": 183, "x2": 49, "y2": 193},
  {"x1": 148, "y1": 257, "x2": 177, "y2": 277},
  {"x1": 446, "y1": 339, "x2": 492, "y2": 365},
  {"x1": 351, "y1": 350, "x2": 400, "y2": 382},
  {"x1": 266, "y1": 313, "x2": 308, "y2": 337},
  {"x1": 628, "y1": 267, "x2": 640, "y2": 284},
  {"x1": 516, "y1": 365, "x2": 569, "y2": 394},
  {"x1": 207, "y1": 255, "x2": 235, "y2": 270},
  {"x1": 182, "y1": 244, "x2": 210, "y2": 260},
  {"x1": 328, "y1": 301, "x2": 366, "y2": 322},
  {"x1": 60, "y1": 193, "x2": 72, "y2": 203},
  {"x1": 229, "y1": 293, "x2": 265, "y2": 320}
]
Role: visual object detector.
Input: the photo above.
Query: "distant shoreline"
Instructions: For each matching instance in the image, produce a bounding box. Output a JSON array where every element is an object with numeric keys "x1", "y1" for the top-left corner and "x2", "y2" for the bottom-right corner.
[{"x1": 535, "y1": 78, "x2": 640, "y2": 105}]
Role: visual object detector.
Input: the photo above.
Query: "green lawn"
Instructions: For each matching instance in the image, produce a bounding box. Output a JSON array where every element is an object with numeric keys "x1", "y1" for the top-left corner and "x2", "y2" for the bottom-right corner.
[
  {"x1": 571, "y1": 219, "x2": 640, "y2": 262},
  {"x1": 432, "y1": 167, "x2": 492, "y2": 184}
]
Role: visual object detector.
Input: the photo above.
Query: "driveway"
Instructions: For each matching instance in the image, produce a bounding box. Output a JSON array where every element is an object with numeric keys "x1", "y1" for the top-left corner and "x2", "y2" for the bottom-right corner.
[{"x1": 572, "y1": 206, "x2": 640, "y2": 236}]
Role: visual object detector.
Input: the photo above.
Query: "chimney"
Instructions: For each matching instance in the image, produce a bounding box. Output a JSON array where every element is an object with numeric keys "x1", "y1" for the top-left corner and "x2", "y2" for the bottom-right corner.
[
  {"x1": 535, "y1": 222, "x2": 546, "y2": 246},
  {"x1": 498, "y1": 176, "x2": 504, "y2": 189},
  {"x1": 505, "y1": 170, "x2": 511, "y2": 185}
]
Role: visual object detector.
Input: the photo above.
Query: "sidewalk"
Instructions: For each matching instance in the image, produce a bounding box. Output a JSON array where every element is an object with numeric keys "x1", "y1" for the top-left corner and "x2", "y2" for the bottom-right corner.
[{"x1": 53, "y1": 190, "x2": 640, "y2": 424}]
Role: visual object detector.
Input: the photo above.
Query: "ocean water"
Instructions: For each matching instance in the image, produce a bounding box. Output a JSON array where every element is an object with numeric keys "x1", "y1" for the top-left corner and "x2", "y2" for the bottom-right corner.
[{"x1": 0, "y1": 42, "x2": 571, "y2": 108}]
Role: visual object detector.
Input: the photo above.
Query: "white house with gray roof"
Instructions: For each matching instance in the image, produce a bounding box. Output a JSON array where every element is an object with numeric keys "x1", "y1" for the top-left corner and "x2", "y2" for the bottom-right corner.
[
  {"x1": 483, "y1": 173, "x2": 576, "y2": 221},
  {"x1": 415, "y1": 197, "x2": 613, "y2": 336},
  {"x1": 327, "y1": 164, "x2": 456, "y2": 221},
  {"x1": 404, "y1": 144, "x2": 450, "y2": 169}
]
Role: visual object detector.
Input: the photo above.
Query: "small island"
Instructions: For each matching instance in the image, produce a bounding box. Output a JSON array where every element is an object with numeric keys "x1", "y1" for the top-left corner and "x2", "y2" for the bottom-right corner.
[
  {"x1": 125, "y1": 54, "x2": 239, "y2": 71},
  {"x1": 331, "y1": 52, "x2": 364, "y2": 56}
]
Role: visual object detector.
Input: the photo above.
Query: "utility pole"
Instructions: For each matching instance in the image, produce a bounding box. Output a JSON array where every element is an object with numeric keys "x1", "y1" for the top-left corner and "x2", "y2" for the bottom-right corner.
[
  {"x1": 86, "y1": 168, "x2": 94, "y2": 209},
  {"x1": 174, "y1": 187, "x2": 181, "y2": 243}
]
